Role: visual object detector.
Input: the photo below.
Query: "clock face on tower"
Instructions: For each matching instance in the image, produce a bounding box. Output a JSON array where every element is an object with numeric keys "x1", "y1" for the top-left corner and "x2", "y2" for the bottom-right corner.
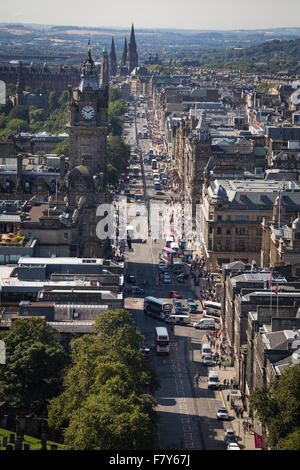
[{"x1": 81, "y1": 105, "x2": 95, "y2": 120}]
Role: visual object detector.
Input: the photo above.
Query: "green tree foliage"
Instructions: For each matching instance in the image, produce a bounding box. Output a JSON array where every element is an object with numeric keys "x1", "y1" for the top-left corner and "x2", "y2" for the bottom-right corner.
[
  {"x1": 0, "y1": 118, "x2": 30, "y2": 137},
  {"x1": 0, "y1": 318, "x2": 68, "y2": 409},
  {"x1": 48, "y1": 90, "x2": 59, "y2": 113},
  {"x1": 54, "y1": 138, "x2": 69, "y2": 157},
  {"x1": 107, "y1": 136, "x2": 130, "y2": 185},
  {"x1": 108, "y1": 97, "x2": 127, "y2": 136},
  {"x1": 109, "y1": 87, "x2": 122, "y2": 103},
  {"x1": 250, "y1": 365, "x2": 300, "y2": 449},
  {"x1": 48, "y1": 309, "x2": 159, "y2": 450},
  {"x1": 8, "y1": 104, "x2": 29, "y2": 123}
]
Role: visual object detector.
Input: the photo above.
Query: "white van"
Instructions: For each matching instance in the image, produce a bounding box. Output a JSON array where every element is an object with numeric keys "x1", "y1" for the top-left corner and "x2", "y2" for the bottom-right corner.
[
  {"x1": 165, "y1": 314, "x2": 190, "y2": 325},
  {"x1": 208, "y1": 371, "x2": 219, "y2": 390},
  {"x1": 193, "y1": 318, "x2": 215, "y2": 330},
  {"x1": 201, "y1": 343, "x2": 211, "y2": 357}
]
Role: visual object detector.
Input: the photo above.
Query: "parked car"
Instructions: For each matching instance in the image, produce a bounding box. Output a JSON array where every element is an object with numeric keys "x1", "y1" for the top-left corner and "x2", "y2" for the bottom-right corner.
[
  {"x1": 224, "y1": 429, "x2": 235, "y2": 442},
  {"x1": 187, "y1": 298, "x2": 198, "y2": 312},
  {"x1": 126, "y1": 274, "x2": 136, "y2": 284},
  {"x1": 176, "y1": 273, "x2": 185, "y2": 283},
  {"x1": 142, "y1": 347, "x2": 150, "y2": 362},
  {"x1": 130, "y1": 286, "x2": 144, "y2": 295},
  {"x1": 225, "y1": 434, "x2": 237, "y2": 446},
  {"x1": 169, "y1": 291, "x2": 182, "y2": 299},
  {"x1": 227, "y1": 443, "x2": 240, "y2": 450},
  {"x1": 217, "y1": 407, "x2": 229, "y2": 420},
  {"x1": 202, "y1": 354, "x2": 212, "y2": 366}
]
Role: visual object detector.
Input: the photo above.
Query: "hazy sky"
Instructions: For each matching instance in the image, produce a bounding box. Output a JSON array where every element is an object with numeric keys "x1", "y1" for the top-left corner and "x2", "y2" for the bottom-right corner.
[{"x1": 2, "y1": 0, "x2": 300, "y2": 30}]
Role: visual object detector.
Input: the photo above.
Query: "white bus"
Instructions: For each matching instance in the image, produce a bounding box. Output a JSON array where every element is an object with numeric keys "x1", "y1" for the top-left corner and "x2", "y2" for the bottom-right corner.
[
  {"x1": 155, "y1": 326, "x2": 170, "y2": 355},
  {"x1": 144, "y1": 296, "x2": 172, "y2": 319},
  {"x1": 203, "y1": 301, "x2": 221, "y2": 315}
]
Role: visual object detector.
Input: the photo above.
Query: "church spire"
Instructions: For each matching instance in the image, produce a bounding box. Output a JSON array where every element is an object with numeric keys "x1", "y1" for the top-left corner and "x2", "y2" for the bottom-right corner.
[
  {"x1": 109, "y1": 37, "x2": 117, "y2": 76},
  {"x1": 128, "y1": 23, "x2": 138, "y2": 73},
  {"x1": 121, "y1": 37, "x2": 127, "y2": 66},
  {"x1": 100, "y1": 46, "x2": 109, "y2": 88}
]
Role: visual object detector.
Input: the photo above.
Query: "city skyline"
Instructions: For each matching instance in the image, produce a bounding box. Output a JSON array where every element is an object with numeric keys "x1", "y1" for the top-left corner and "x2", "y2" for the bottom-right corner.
[{"x1": 1, "y1": 0, "x2": 300, "y2": 31}]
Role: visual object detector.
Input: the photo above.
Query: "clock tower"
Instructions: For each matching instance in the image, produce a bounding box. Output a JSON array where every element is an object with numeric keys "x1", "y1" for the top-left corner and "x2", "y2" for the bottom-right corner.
[{"x1": 67, "y1": 49, "x2": 108, "y2": 179}]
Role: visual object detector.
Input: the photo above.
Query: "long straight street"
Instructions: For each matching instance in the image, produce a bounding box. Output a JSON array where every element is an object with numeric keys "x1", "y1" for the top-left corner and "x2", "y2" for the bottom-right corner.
[{"x1": 120, "y1": 100, "x2": 233, "y2": 450}]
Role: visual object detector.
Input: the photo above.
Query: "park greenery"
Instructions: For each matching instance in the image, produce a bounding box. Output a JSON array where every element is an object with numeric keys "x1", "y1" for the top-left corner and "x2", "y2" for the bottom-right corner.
[
  {"x1": 0, "y1": 318, "x2": 68, "y2": 410},
  {"x1": 250, "y1": 364, "x2": 300, "y2": 450},
  {"x1": 48, "y1": 309, "x2": 159, "y2": 450},
  {"x1": 0, "y1": 310, "x2": 159, "y2": 450}
]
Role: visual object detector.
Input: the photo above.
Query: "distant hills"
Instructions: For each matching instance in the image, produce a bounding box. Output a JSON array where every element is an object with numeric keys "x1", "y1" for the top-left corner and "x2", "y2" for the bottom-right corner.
[
  {"x1": 197, "y1": 37, "x2": 300, "y2": 75},
  {"x1": 0, "y1": 23, "x2": 300, "y2": 73}
]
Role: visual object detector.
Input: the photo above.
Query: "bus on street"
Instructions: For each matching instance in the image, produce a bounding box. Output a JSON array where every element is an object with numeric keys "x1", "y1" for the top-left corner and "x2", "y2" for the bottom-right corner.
[
  {"x1": 144, "y1": 297, "x2": 172, "y2": 319},
  {"x1": 155, "y1": 326, "x2": 170, "y2": 355}
]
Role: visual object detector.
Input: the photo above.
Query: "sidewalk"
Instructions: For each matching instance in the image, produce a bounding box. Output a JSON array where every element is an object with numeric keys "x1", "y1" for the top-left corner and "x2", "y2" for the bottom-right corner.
[
  {"x1": 192, "y1": 334, "x2": 257, "y2": 450},
  {"x1": 217, "y1": 366, "x2": 257, "y2": 450}
]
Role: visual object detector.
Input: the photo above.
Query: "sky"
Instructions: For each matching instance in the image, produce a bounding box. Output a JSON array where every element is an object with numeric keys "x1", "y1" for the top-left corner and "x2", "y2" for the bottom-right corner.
[{"x1": 2, "y1": 0, "x2": 300, "y2": 31}]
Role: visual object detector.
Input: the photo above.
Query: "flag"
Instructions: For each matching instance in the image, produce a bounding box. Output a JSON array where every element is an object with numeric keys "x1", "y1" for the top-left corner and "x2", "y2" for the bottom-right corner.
[
  {"x1": 275, "y1": 280, "x2": 278, "y2": 296},
  {"x1": 269, "y1": 271, "x2": 272, "y2": 288},
  {"x1": 254, "y1": 432, "x2": 263, "y2": 449}
]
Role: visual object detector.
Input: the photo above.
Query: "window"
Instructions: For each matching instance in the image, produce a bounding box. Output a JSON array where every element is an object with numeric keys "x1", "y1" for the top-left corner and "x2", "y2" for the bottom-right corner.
[
  {"x1": 217, "y1": 215, "x2": 222, "y2": 222},
  {"x1": 64, "y1": 232, "x2": 69, "y2": 240},
  {"x1": 217, "y1": 227, "x2": 222, "y2": 235},
  {"x1": 226, "y1": 229, "x2": 231, "y2": 235}
]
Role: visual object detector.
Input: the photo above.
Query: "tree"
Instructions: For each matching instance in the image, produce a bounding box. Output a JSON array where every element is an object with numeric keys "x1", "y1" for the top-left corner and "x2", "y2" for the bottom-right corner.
[
  {"x1": 54, "y1": 138, "x2": 69, "y2": 157},
  {"x1": 48, "y1": 90, "x2": 59, "y2": 113},
  {"x1": 109, "y1": 87, "x2": 122, "y2": 103},
  {"x1": 1, "y1": 118, "x2": 30, "y2": 136},
  {"x1": 107, "y1": 136, "x2": 130, "y2": 182},
  {"x1": 8, "y1": 105, "x2": 29, "y2": 123},
  {"x1": 0, "y1": 318, "x2": 68, "y2": 409},
  {"x1": 250, "y1": 365, "x2": 300, "y2": 449},
  {"x1": 48, "y1": 309, "x2": 159, "y2": 450},
  {"x1": 278, "y1": 429, "x2": 300, "y2": 450}
]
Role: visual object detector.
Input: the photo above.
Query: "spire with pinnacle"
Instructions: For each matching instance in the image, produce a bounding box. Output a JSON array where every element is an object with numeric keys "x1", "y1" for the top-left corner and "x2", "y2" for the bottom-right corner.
[
  {"x1": 121, "y1": 37, "x2": 128, "y2": 67},
  {"x1": 128, "y1": 23, "x2": 138, "y2": 73},
  {"x1": 109, "y1": 37, "x2": 117, "y2": 76},
  {"x1": 100, "y1": 46, "x2": 109, "y2": 88}
]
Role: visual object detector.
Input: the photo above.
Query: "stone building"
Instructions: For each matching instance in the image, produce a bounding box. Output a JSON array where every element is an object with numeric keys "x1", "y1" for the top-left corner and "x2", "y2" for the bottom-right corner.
[
  {"x1": 261, "y1": 192, "x2": 300, "y2": 278},
  {"x1": 199, "y1": 179, "x2": 300, "y2": 271},
  {"x1": 221, "y1": 261, "x2": 300, "y2": 407},
  {"x1": 0, "y1": 61, "x2": 80, "y2": 94},
  {"x1": 67, "y1": 49, "x2": 108, "y2": 177}
]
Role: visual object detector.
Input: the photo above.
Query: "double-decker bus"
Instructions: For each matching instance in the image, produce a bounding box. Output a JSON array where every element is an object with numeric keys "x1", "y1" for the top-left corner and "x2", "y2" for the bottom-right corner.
[
  {"x1": 203, "y1": 301, "x2": 221, "y2": 313},
  {"x1": 160, "y1": 247, "x2": 177, "y2": 265},
  {"x1": 144, "y1": 296, "x2": 172, "y2": 319},
  {"x1": 155, "y1": 326, "x2": 170, "y2": 355}
]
